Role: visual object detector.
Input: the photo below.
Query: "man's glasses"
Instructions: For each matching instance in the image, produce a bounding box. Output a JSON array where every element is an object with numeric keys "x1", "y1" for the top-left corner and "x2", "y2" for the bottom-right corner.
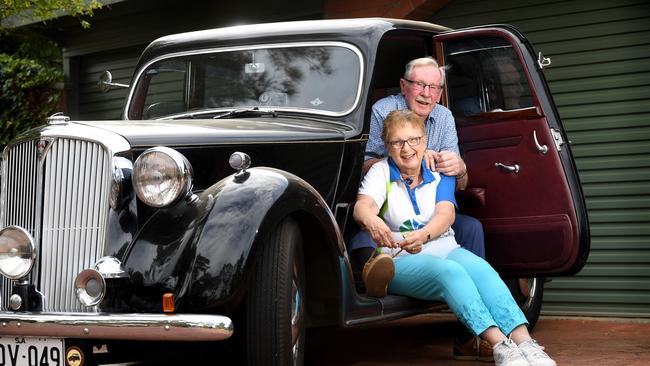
[
  {"x1": 404, "y1": 78, "x2": 443, "y2": 93},
  {"x1": 387, "y1": 136, "x2": 423, "y2": 149}
]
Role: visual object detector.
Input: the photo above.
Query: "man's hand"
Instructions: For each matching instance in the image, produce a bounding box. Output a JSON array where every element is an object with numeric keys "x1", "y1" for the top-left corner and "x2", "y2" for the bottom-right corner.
[
  {"x1": 423, "y1": 150, "x2": 436, "y2": 171},
  {"x1": 431, "y1": 150, "x2": 465, "y2": 176}
]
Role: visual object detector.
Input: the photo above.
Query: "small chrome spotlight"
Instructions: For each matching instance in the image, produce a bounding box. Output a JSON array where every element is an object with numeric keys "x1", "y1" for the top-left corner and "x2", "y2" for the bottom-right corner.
[
  {"x1": 8, "y1": 294, "x2": 22, "y2": 310},
  {"x1": 74, "y1": 268, "x2": 106, "y2": 307},
  {"x1": 229, "y1": 152, "x2": 251, "y2": 173}
]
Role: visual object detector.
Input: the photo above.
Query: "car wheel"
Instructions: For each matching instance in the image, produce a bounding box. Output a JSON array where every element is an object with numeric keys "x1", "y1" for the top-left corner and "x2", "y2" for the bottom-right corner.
[
  {"x1": 245, "y1": 218, "x2": 305, "y2": 366},
  {"x1": 506, "y1": 277, "x2": 544, "y2": 330}
]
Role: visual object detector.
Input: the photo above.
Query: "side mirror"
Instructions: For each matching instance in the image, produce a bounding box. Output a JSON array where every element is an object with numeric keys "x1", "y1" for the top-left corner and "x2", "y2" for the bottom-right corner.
[{"x1": 98, "y1": 71, "x2": 130, "y2": 93}]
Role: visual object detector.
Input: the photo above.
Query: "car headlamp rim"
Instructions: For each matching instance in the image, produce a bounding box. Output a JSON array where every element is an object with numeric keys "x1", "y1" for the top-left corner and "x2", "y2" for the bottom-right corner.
[
  {"x1": 132, "y1": 146, "x2": 193, "y2": 208},
  {"x1": 0, "y1": 225, "x2": 36, "y2": 280}
]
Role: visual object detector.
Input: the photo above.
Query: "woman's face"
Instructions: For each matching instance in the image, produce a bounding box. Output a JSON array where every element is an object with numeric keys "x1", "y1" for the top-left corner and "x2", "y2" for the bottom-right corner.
[{"x1": 385, "y1": 122, "x2": 426, "y2": 173}]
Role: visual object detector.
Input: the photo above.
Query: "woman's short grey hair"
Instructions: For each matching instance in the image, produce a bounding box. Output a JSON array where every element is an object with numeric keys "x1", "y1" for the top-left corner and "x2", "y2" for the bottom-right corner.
[{"x1": 403, "y1": 57, "x2": 447, "y2": 85}]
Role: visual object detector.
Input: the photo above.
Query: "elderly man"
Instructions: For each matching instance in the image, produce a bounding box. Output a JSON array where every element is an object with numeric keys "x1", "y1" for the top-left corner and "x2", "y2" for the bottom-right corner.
[{"x1": 356, "y1": 57, "x2": 490, "y2": 362}]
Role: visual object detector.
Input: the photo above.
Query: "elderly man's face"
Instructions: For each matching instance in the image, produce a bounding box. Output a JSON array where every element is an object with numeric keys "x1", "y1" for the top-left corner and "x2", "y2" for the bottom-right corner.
[{"x1": 400, "y1": 65, "x2": 443, "y2": 119}]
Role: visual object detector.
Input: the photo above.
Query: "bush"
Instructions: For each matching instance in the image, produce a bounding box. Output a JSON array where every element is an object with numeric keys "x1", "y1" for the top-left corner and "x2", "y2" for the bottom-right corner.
[{"x1": 0, "y1": 29, "x2": 63, "y2": 148}]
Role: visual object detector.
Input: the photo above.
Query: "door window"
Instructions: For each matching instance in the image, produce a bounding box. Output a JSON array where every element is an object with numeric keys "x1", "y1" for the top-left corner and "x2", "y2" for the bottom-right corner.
[
  {"x1": 444, "y1": 37, "x2": 533, "y2": 117},
  {"x1": 141, "y1": 60, "x2": 188, "y2": 119}
]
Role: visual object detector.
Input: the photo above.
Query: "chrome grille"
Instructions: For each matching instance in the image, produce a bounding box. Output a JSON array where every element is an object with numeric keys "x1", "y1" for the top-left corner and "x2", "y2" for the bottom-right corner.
[{"x1": 1, "y1": 138, "x2": 111, "y2": 312}]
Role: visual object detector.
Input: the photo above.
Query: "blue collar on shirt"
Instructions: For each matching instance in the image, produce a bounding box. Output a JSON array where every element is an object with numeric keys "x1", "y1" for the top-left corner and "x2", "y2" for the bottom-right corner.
[{"x1": 387, "y1": 157, "x2": 436, "y2": 185}]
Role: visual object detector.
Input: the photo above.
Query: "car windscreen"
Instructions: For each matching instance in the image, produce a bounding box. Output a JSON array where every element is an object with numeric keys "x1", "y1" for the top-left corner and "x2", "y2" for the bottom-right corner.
[{"x1": 127, "y1": 42, "x2": 363, "y2": 119}]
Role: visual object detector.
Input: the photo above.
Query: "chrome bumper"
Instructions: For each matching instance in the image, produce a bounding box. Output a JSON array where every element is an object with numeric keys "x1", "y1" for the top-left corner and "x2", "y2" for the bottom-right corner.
[{"x1": 0, "y1": 312, "x2": 233, "y2": 341}]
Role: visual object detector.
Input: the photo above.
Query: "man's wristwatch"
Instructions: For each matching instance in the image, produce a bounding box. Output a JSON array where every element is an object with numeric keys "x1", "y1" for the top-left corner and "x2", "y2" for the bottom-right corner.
[{"x1": 456, "y1": 163, "x2": 468, "y2": 179}]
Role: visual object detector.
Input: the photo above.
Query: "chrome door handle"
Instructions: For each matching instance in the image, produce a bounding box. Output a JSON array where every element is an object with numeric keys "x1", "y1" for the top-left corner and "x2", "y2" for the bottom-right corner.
[
  {"x1": 533, "y1": 130, "x2": 548, "y2": 154},
  {"x1": 495, "y1": 162, "x2": 520, "y2": 173}
]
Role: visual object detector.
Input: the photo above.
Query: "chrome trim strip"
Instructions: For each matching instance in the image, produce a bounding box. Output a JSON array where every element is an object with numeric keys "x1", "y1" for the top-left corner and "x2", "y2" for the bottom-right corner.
[
  {"x1": 124, "y1": 41, "x2": 365, "y2": 119},
  {"x1": 0, "y1": 312, "x2": 233, "y2": 341}
]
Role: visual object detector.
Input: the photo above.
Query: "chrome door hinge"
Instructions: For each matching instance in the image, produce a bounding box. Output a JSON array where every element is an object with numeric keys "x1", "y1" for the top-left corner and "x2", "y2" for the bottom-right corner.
[
  {"x1": 551, "y1": 128, "x2": 565, "y2": 152},
  {"x1": 538, "y1": 52, "x2": 551, "y2": 70}
]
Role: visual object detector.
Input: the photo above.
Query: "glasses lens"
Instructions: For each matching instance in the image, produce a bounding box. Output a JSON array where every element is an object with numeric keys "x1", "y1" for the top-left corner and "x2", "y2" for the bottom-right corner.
[{"x1": 407, "y1": 137, "x2": 421, "y2": 147}]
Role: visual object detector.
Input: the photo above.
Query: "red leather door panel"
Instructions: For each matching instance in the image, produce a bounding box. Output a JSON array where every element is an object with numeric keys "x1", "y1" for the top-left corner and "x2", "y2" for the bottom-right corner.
[
  {"x1": 436, "y1": 26, "x2": 589, "y2": 277},
  {"x1": 458, "y1": 114, "x2": 579, "y2": 276}
]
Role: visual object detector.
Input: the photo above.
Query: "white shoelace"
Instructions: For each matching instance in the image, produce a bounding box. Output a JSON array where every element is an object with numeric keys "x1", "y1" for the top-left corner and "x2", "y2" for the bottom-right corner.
[{"x1": 495, "y1": 338, "x2": 527, "y2": 363}]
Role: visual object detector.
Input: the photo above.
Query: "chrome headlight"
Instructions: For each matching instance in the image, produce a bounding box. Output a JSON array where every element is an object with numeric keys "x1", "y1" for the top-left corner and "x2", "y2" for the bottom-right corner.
[
  {"x1": 0, "y1": 226, "x2": 36, "y2": 280},
  {"x1": 132, "y1": 147, "x2": 193, "y2": 207}
]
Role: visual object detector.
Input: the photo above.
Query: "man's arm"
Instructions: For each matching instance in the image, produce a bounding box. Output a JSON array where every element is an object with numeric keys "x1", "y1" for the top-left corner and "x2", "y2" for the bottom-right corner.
[
  {"x1": 365, "y1": 103, "x2": 388, "y2": 160},
  {"x1": 362, "y1": 158, "x2": 382, "y2": 175}
]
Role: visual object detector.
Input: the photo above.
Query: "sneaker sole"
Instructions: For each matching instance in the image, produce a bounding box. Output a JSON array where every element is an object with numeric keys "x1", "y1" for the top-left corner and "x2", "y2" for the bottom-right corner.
[{"x1": 364, "y1": 255, "x2": 395, "y2": 297}]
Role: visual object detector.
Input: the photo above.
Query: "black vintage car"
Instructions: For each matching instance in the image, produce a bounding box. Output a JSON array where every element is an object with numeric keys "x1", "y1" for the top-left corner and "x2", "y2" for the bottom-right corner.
[{"x1": 0, "y1": 18, "x2": 589, "y2": 366}]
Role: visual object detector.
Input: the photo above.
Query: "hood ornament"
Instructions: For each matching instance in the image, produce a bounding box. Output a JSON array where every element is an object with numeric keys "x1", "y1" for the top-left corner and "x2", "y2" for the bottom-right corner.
[{"x1": 47, "y1": 112, "x2": 70, "y2": 125}]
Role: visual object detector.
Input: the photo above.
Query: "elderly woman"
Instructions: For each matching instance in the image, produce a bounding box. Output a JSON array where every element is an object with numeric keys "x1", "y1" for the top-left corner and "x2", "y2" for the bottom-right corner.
[{"x1": 352, "y1": 109, "x2": 556, "y2": 366}]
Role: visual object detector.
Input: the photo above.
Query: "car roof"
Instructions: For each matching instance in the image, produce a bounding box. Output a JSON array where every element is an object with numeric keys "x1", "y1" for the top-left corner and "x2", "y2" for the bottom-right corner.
[{"x1": 138, "y1": 18, "x2": 450, "y2": 64}]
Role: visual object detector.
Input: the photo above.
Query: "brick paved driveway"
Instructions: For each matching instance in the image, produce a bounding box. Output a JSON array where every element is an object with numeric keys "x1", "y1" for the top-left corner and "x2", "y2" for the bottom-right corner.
[{"x1": 305, "y1": 314, "x2": 650, "y2": 366}]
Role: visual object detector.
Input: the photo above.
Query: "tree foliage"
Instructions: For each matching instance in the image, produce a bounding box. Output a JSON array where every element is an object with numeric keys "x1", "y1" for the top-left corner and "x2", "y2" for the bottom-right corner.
[
  {"x1": 0, "y1": 1, "x2": 101, "y2": 148},
  {"x1": 0, "y1": 29, "x2": 63, "y2": 147},
  {"x1": 1, "y1": 0, "x2": 102, "y2": 28}
]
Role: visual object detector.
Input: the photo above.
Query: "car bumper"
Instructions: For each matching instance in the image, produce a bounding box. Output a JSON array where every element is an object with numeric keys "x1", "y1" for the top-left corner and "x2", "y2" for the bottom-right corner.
[{"x1": 0, "y1": 312, "x2": 233, "y2": 341}]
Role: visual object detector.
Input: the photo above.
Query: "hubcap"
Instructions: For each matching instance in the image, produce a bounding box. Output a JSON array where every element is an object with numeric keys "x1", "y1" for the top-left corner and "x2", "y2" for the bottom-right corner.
[{"x1": 519, "y1": 278, "x2": 537, "y2": 310}]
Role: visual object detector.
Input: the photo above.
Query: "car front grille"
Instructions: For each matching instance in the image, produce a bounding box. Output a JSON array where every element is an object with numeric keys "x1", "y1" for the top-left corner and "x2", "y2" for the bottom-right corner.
[{"x1": 1, "y1": 137, "x2": 111, "y2": 312}]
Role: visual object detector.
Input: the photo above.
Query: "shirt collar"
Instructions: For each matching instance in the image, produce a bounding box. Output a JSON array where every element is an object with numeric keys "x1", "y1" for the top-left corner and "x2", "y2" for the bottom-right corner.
[{"x1": 387, "y1": 157, "x2": 437, "y2": 184}]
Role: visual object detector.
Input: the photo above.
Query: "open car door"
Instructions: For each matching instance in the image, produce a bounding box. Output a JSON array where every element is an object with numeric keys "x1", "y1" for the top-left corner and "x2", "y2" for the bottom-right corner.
[{"x1": 435, "y1": 26, "x2": 590, "y2": 277}]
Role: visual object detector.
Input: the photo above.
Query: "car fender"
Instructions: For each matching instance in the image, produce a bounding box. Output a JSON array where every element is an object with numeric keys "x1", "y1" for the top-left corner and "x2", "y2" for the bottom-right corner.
[
  {"x1": 120, "y1": 167, "x2": 344, "y2": 312},
  {"x1": 187, "y1": 167, "x2": 345, "y2": 310}
]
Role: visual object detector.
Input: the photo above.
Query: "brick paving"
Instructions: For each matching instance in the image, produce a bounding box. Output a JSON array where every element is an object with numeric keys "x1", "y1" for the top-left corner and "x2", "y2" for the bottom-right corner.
[{"x1": 306, "y1": 314, "x2": 650, "y2": 365}]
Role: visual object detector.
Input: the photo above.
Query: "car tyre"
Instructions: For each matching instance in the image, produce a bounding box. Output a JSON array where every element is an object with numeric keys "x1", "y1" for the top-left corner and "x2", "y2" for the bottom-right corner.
[
  {"x1": 506, "y1": 277, "x2": 544, "y2": 330},
  {"x1": 245, "y1": 217, "x2": 305, "y2": 366}
]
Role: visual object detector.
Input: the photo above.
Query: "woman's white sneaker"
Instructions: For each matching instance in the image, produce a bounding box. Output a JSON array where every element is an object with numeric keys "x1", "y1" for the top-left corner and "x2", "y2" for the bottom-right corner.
[
  {"x1": 493, "y1": 338, "x2": 530, "y2": 366},
  {"x1": 517, "y1": 339, "x2": 556, "y2": 366}
]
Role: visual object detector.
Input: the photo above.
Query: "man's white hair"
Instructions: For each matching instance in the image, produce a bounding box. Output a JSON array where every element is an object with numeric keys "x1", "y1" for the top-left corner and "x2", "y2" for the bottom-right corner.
[{"x1": 404, "y1": 57, "x2": 447, "y2": 85}]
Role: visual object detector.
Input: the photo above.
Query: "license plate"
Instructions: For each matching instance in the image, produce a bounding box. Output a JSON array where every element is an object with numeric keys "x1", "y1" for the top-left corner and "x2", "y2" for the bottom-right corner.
[{"x1": 0, "y1": 336, "x2": 64, "y2": 366}]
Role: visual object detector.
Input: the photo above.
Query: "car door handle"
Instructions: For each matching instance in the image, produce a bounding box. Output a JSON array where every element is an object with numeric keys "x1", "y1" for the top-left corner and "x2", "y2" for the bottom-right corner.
[
  {"x1": 533, "y1": 130, "x2": 549, "y2": 154},
  {"x1": 495, "y1": 162, "x2": 520, "y2": 173}
]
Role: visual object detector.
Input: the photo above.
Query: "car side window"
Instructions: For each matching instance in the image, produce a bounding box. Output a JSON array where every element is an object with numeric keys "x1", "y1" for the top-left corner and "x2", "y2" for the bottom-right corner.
[
  {"x1": 141, "y1": 60, "x2": 188, "y2": 119},
  {"x1": 370, "y1": 33, "x2": 431, "y2": 103},
  {"x1": 444, "y1": 37, "x2": 533, "y2": 117}
]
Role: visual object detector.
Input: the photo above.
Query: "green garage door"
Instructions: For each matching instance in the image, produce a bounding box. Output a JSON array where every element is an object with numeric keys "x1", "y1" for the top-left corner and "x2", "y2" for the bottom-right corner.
[
  {"x1": 76, "y1": 47, "x2": 142, "y2": 120},
  {"x1": 430, "y1": 0, "x2": 650, "y2": 317}
]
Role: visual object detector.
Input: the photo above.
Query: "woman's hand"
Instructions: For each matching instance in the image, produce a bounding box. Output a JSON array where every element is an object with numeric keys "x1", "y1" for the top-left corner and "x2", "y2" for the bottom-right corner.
[
  {"x1": 366, "y1": 216, "x2": 399, "y2": 249},
  {"x1": 354, "y1": 194, "x2": 399, "y2": 249},
  {"x1": 398, "y1": 229, "x2": 430, "y2": 254}
]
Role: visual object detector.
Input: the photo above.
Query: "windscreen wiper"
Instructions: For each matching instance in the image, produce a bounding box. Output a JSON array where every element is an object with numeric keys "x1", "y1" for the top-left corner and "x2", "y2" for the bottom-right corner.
[{"x1": 213, "y1": 107, "x2": 277, "y2": 119}]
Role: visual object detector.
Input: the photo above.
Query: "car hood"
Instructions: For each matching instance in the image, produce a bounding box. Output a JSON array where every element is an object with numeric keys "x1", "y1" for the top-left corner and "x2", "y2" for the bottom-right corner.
[{"x1": 77, "y1": 117, "x2": 349, "y2": 148}]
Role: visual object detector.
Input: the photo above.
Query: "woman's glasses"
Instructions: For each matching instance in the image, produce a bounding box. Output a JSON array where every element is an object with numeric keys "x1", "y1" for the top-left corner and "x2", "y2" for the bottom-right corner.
[{"x1": 387, "y1": 136, "x2": 423, "y2": 149}]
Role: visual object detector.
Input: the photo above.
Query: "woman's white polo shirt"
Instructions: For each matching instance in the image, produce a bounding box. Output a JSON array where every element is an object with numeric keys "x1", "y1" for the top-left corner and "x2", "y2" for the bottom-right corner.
[{"x1": 358, "y1": 157, "x2": 459, "y2": 258}]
